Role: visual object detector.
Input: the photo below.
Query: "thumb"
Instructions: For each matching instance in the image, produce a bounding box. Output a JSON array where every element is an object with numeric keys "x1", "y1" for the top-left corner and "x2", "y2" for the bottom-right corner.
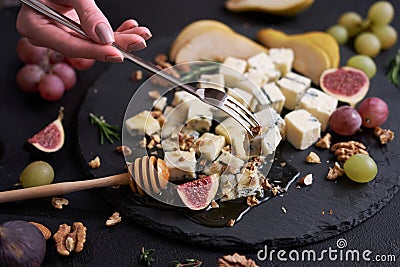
[{"x1": 70, "y1": 0, "x2": 114, "y2": 44}]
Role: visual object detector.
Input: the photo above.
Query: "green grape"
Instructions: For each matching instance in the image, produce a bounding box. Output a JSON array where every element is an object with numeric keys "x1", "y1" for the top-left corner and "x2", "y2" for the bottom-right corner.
[
  {"x1": 327, "y1": 24, "x2": 349, "y2": 45},
  {"x1": 354, "y1": 32, "x2": 381, "y2": 57},
  {"x1": 346, "y1": 55, "x2": 377, "y2": 79},
  {"x1": 338, "y1": 11, "x2": 362, "y2": 37},
  {"x1": 19, "y1": 161, "x2": 54, "y2": 188},
  {"x1": 371, "y1": 25, "x2": 398, "y2": 50},
  {"x1": 344, "y1": 154, "x2": 378, "y2": 183},
  {"x1": 367, "y1": 1, "x2": 394, "y2": 26}
]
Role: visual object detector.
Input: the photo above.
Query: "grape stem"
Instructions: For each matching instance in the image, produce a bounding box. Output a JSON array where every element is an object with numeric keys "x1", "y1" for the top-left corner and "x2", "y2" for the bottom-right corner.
[
  {"x1": 387, "y1": 48, "x2": 400, "y2": 86},
  {"x1": 89, "y1": 113, "x2": 120, "y2": 145}
]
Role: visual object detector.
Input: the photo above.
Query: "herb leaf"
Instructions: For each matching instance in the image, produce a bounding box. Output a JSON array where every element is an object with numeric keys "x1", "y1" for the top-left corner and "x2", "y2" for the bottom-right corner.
[
  {"x1": 172, "y1": 258, "x2": 202, "y2": 267},
  {"x1": 139, "y1": 247, "x2": 155, "y2": 266},
  {"x1": 89, "y1": 113, "x2": 120, "y2": 145},
  {"x1": 387, "y1": 49, "x2": 400, "y2": 86}
]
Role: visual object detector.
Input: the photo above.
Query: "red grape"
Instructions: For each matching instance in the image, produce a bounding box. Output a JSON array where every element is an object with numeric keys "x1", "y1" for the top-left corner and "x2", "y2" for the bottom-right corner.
[
  {"x1": 16, "y1": 64, "x2": 45, "y2": 93},
  {"x1": 16, "y1": 38, "x2": 47, "y2": 64},
  {"x1": 357, "y1": 97, "x2": 389, "y2": 128},
  {"x1": 52, "y1": 62, "x2": 77, "y2": 90},
  {"x1": 66, "y1": 57, "x2": 95, "y2": 70},
  {"x1": 38, "y1": 74, "x2": 65, "y2": 101},
  {"x1": 329, "y1": 106, "x2": 362, "y2": 136}
]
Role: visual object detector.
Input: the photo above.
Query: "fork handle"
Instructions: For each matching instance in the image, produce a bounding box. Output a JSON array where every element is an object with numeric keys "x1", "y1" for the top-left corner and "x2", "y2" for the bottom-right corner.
[
  {"x1": 0, "y1": 173, "x2": 130, "y2": 203},
  {"x1": 21, "y1": 0, "x2": 200, "y2": 97}
]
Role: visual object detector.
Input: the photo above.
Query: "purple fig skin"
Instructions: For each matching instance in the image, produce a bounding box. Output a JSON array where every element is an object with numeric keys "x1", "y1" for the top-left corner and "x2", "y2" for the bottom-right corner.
[{"x1": 0, "y1": 220, "x2": 46, "y2": 267}]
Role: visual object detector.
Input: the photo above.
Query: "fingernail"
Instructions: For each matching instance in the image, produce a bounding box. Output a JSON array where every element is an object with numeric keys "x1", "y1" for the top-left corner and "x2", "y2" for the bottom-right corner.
[
  {"x1": 95, "y1": 23, "x2": 114, "y2": 44},
  {"x1": 143, "y1": 32, "x2": 152, "y2": 40},
  {"x1": 105, "y1": 55, "x2": 123, "y2": 63},
  {"x1": 128, "y1": 41, "x2": 147, "y2": 51}
]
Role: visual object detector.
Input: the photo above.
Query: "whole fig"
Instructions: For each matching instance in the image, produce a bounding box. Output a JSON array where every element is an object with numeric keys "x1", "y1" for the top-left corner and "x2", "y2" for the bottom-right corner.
[{"x1": 0, "y1": 220, "x2": 46, "y2": 267}]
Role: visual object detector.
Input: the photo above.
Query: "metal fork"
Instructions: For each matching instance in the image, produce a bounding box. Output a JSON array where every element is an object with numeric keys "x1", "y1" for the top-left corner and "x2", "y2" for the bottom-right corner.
[{"x1": 21, "y1": 0, "x2": 261, "y2": 135}]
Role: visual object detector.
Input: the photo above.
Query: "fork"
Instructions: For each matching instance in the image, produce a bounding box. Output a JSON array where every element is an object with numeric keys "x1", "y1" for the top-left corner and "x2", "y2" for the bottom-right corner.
[{"x1": 21, "y1": 0, "x2": 261, "y2": 136}]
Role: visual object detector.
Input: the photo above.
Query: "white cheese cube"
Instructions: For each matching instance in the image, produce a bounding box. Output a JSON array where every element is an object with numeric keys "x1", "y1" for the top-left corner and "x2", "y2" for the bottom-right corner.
[
  {"x1": 269, "y1": 48, "x2": 294, "y2": 76},
  {"x1": 203, "y1": 150, "x2": 244, "y2": 175},
  {"x1": 262, "y1": 83, "x2": 286, "y2": 113},
  {"x1": 193, "y1": 133, "x2": 226, "y2": 162},
  {"x1": 219, "y1": 56, "x2": 247, "y2": 86},
  {"x1": 152, "y1": 96, "x2": 167, "y2": 111},
  {"x1": 187, "y1": 100, "x2": 213, "y2": 132},
  {"x1": 164, "y1": 150, "x2": 196, "y2": 181},
  {"x1": 285, "y1": 72, "x2": 311, "y2": 88},
  {"x1": 254, "y1": 108, "x2": 275, "y2": 133},
  {"x1": 237, "y1": 70, "x2": 267, "y2": 94},
  {"x1": 247, "y1": 52, "x2": 275, "y2": 74},
  {"x1": 251, "y1": 125, "x2": 282, "y2": 156},
  {"x1": 284, "y1": 109, "x2": 321, "y2": 150},
  {"x1": 125, "y1": 110, "x2": 160, "y2": 136},
  {"x1": 161, "y1": 138, "x2": 179, "y2": 152},
  {"x1": 277, "y1": 77, "x2": 308, "y2": 110},
  {"x1": 231, "y1": 131, "x2": 249, "y2": 160},
  {"x1": 263, "y1": 69, "x2": 281, "y2": 82},
  {"x1": 171, "y1": 90, "x2": 197, "y2": 108},
  {"x1": 220, "y1": 174, "x2": 239, "y2": 202},
  {"x1": 215, "y1": 117, "x2": 246, "y2": 144},
  {"x1": 270, "y1": 108, "x2": 286, "y2": 140},
  {"x1": 297, "y1": 88, "x2": 338, "y2": 132},
  {"x1": 198, "y1": 73, "x2": 225, "y2": 91},
  {"x1": 161, "y1": 104, "x2": 187, "y2": 138},
  {"x1": 228, "y1": 87, "x2": 254, "y2": 106},
  {"x1": 236, "y1": 169, "x2": 262, "y2": 198}
]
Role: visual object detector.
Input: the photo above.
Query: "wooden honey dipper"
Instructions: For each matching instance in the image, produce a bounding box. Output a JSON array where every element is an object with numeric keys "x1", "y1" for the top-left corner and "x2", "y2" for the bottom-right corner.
[{"x1": 0, "y1": 156, "x2": 170, "y2": 203}]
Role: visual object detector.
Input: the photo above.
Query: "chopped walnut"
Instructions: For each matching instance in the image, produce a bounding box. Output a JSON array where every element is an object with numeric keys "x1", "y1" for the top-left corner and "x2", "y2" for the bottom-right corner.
[
  {"x1": 131, "y1": 70, "x2": 143, "y2": 82},
  {"x1": 330, "y1": 141, "x2": 368, "y2": 162},
  {"x1": 211, "y1": 200, "x2": 220, "y2": 209},
  {"x1": 327, "y1": 162, "x2": 345, "y2": 180},
  {"x1": 115, "y1": 145, "x2": 132, "y2": 156},
  {"x1": 139, "y1": 137, "x2": 147, "y2": 147},
  {"x1": 106, "y1": 212, "x2": 122, "y2": 227},
  {"x1": 218, "y1": 253, "x2": 259, "y2": 267},
  {"x1": 297, "y1": 173, "x2": 313, "y2": 186},
  {"x1": 246, "y1": 195, "x2": 259, "y2": 207},
  {"x1": 227, "y1": 219, "x2": 236, "y2": 227},
  {"x1": 261, "y1": 177, "x2": 272, "y2": 190},
  {"x1": 306, "y1": 152, "x2": 321, "y2": 164},
  {"x1": 51, "y1": 197, "x2": 69, "y2": 210},
  {"x1": 147, "y1": 139, "x2": 156, "y2": 149},
  {"x1": 315, "y1": 133, "x2": 332, "y2": 149},
  {"x1": 151, "y1": 134, "x2": 161, "y2": 144},
  {"x1": 88, "y1": 156, "x2": 101, "y2": 169},
  {"x1": 374, "y1": 127, "x2": 394, "y2": 144},
  {"x1": 154, "y1": 54, "x2": 168, "y2": 66},
  {"x1": 30, "y1": 222, "x2": 51, "y2": 240}
]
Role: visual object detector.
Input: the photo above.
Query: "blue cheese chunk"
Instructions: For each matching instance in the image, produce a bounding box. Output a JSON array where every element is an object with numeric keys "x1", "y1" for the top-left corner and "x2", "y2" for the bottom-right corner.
[
  {"x1": 171, "y1": 91, "x2": 197, "y2": 108},
  {"x1": 297, "y1": 88, "x2": 338, "y2": 131},
  {"x1": 203, "y1": 150, "x2": 244, "y2": 175},
  {"x1": 270, "y1": 108, "x2": 286, "y2": 140},
  {"x1": 220, "y1": 174, "x2": 239, "y2": 202},
  {"x1": 277, "y1": 77, "x2": 309, "y2": 110},
  {"x1": 198, "y1": 73, "x2": 225, "y2": 91},
  {"x1": 161, "y1": 104, "x2": 188, "y2": 138},
  {"x1": 269, "y1": 48, "x2": 294, "y2": 76},
  {"x1": 236, "y1": 169, "x2": 262, "y2": 198},
  {"x1": 219, "y1": 56, "x2": 247, "y2": 86},
  {"x1": 125, "y1": 110, "x2": 160, "y2": 136},
  {"x1": 284, "y1": 109, "x2": 321, "y2": 150},
  {"x1": 285, "y1": 72, "x2": 311, "y2": 88},
  {"x1": 227, "y1": 87, "x2": 254, "y2": 107},
  {"x1": 164, "y1": 150, "x2": 196, "y2": 181},
  {"x1": 261, "y1": 83, "x2": 286, "y2": 113},
  {"x1": 215, "y1": 117, "x2": 246, "y2": 144},
  {"x1": 193, "y1": 132, "x2": 226, "y2": 161},
  {"x1": 187, "y1": 100, "x2": 213, "y2": 132}
]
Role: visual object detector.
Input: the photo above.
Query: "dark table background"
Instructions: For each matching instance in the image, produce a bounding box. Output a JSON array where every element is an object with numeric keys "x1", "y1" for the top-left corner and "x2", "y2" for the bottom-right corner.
[{"x1": 0, "y1": 0, "x2": 399, "y2": 266}]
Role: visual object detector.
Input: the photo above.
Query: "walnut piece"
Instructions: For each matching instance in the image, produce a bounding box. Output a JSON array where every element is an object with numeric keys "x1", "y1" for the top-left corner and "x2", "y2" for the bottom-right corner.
[
  {"x1": 227, "y1": 219, "x2": 235, "y2": 227},
  {"x1": 330, "y1": 141, "x2": 368, "y2": 162},
  {"x1": 115, "y1": 145, "x2": 132, "y2": 156},
  {"x1": 131, "y1": 70, "x2": 143, "y2": 82},
  {"x1": 51, "y1": 197, "x2": 69, "y2": 210},
  {"x1": 306, "y1": 152, "x2": 321, "y2": 164},
  {"x1": 211, "y1": 200, "x2": 220, "y2": 209},
  {"x1": 148, "y1": 90, "x2": 161, "y2": 100},
  {"x1": 246, "y1": 195, "x2": 259, "y2": 207},
  {"x1": 297, "y1": 173, "x2": 313, "y2": 186},
  {"x1": 327, "y1": 162, "x2": 345, "y2": 180},
  {"x1": 374, "y1": 127, "x2": 394, "y2": 144},
  {"x1": 88, "y1": 156, "x2": 101, "y2": 169},
  {"x1": 53, "y1": 222, "x2": 87, "y2": 256},
  {"x1": 29, "y1": 222, "x2": 51, "y2": 240},
  {"x1": 315, "y1": 133, "x2": 332, "y2": 149},
  {"x1": 106, "y1": 212, "x2": 122, "y2": 227},
  {"x1": 218, "y1": 253, "x2": 259, "y2": 267}
]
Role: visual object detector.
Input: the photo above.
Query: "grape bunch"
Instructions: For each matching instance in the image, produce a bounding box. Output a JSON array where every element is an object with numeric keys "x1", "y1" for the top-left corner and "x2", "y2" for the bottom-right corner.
[
  {"x1": 327, "y1": 1, "x2": 397, "y2": 57},
  {"x1": 16, "y1": 37, "x2": 95, "y2": 101}
]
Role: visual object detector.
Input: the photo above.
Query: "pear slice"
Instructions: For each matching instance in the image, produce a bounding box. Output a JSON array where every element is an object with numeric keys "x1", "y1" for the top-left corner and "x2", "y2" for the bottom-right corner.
[
  {"x1": 304, "y1": 32, "x2": 340, "y2": 68},
  {"x1": 225, "y1": 0, "x2": 314, "y2": 16},
  {"x1": 175, "y1": 30, "x2": 267, "y2": 63},
  {"x1": 169, "y1": 20, "x2": 234, "y2": 60},
  {"x1": 257, "y1": 28, "x2": 331, "y2": 85}
]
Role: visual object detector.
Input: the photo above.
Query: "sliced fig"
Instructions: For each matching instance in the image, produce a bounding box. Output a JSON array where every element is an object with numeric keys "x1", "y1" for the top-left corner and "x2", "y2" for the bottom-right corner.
[
  {"x1": 177, "y1": 174, "x2": 219, "y2": 210},
  {"x1": 27, "y1": 107, "x2": 65, "y2": 153},
  {"x1": 320, "y1": 66, "x2": 369, "y2": 107}
]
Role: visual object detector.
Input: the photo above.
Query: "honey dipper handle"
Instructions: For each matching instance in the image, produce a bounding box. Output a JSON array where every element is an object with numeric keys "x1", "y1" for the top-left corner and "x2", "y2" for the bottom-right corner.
[{"x1": 0, "y1": 173, "x2": 130, "y2": 204}]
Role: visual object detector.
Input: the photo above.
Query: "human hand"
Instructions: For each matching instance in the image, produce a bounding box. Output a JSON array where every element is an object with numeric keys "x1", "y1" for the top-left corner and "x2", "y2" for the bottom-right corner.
[{"x1": 16, "y1": 0, "x2": 152, "y2": 62}]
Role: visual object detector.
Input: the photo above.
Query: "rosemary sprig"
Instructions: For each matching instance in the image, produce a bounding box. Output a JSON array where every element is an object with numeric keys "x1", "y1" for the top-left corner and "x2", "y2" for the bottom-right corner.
[
  {"x1": 387, "y1": 48, "x2": 400, "y2": 86},
  {"x1": 179, "y1": 64, "x2": 220, "y2": 82},
  {"x1": 139, "y1": 247, "x2": 155, "y2": 266},
  {"x1": 89, "y1": 113, "x2": 120, "y2": 145},
  {"x1": 172, "y1": 258, "x2": 202, "y2": 267}
]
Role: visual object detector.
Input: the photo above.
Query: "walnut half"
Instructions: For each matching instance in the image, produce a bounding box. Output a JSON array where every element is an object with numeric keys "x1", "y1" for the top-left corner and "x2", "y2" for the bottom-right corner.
[
  {"x1": 218, "y1": 253, "x2": 259, "y2": 267},
  {"x1": 53, "y1": 222, "x2": 87, "y2": 256}
]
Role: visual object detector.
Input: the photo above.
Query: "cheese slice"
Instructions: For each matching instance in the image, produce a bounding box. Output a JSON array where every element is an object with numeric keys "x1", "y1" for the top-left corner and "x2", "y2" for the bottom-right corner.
[{"x1": 284, "y1": 109, "x2": 321, "y2": 150}]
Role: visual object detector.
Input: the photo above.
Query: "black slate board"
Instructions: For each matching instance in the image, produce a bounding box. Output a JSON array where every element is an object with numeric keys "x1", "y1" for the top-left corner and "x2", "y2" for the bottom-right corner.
[{"x1": 77, "y1": 35, "x2": 400, "y2": 250}]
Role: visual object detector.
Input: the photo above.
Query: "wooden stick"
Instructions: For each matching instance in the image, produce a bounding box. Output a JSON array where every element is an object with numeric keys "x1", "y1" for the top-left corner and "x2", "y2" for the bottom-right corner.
[{"x1": 0, "y1": 173, "x2": 130, "y2": 204}]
